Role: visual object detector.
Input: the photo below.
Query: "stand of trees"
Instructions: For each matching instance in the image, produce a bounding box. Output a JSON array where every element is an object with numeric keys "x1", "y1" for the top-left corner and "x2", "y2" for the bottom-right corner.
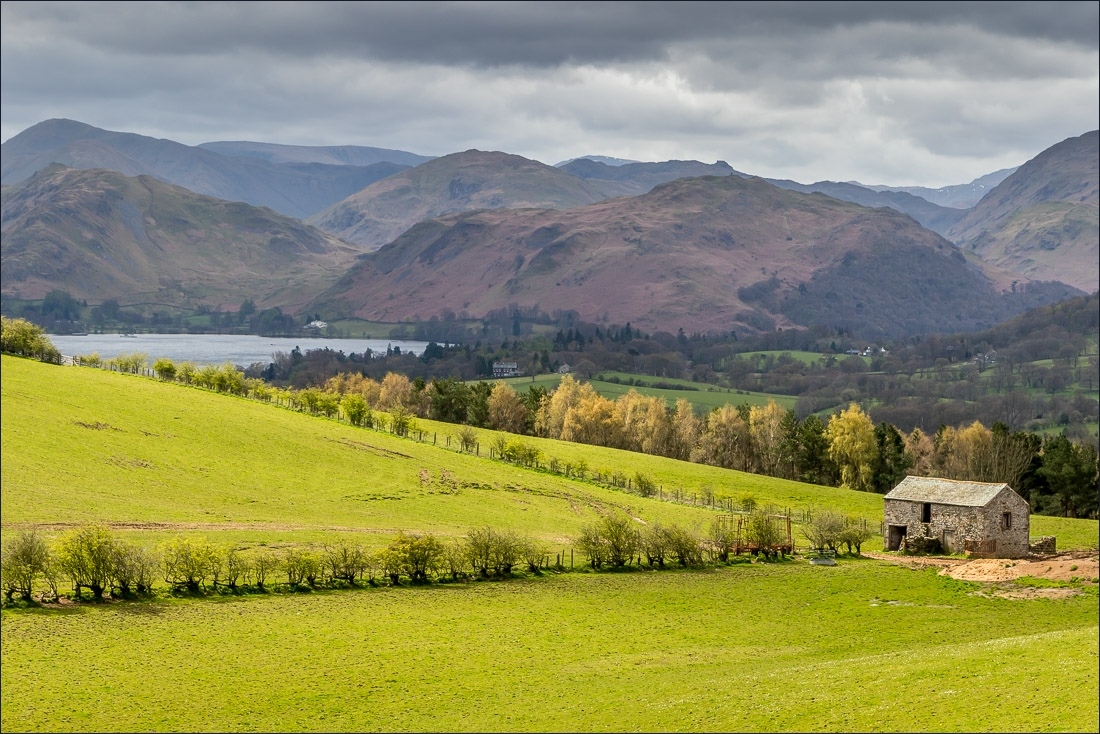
[
  {"x1": 2, "y1": 514, "x2": 823, "y2": 606},
  {"x1": 0, "y1": 317, "x2": 62, "y2": 363}
]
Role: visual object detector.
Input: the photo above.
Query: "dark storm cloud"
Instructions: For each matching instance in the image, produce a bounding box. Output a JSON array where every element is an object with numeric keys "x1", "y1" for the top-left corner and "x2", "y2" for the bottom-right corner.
[
  {"x1": 6, "y1": 2, "x2": 1097, "y2": 64},
  {"x1": 2, "y1": 1, "x2": 1097, "y2": 187}
]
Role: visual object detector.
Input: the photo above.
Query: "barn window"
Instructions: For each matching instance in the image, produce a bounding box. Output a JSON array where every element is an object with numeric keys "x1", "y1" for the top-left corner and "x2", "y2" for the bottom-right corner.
[
  {"x1": 1002, "y1": 512, "x2": 1012, "y2": 530},
  {"x1": 921, "y1": 503, "x2": 931, "y2": 523}
]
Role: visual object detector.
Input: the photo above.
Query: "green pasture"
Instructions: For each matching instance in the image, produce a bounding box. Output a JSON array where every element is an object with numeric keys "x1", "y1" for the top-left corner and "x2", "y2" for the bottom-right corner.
[
  {"x1": 737, "y1": 349, "x2": 836, "y2": 365},
  {"x1": 0, "y1": 356, "x2": 719, "y2": 550},
  {"x1": 3, "y1": 355, "x2": 1096, "y2": 551},
  {"x1": 590, "y1": 379, "x2": 797, "y2": 412},
  {"x1": 2, "y1": 563, "x2": 1096, "y2": 733},
  {"x1": 3, "y1": 354, "x2": 1100, "y2": 732},
  {"x1": 485, "y1": 372, "x2": 797, "y2": 413}
]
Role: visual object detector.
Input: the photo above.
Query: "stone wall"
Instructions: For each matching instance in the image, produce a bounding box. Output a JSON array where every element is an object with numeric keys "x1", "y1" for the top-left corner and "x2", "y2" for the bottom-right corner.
[{"x1": 1029, "y1": 536, "x2": 1057, "y2": 554}]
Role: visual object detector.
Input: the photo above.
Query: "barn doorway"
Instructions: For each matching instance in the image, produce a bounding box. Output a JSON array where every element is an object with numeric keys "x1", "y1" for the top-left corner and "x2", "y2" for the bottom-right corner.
[
  {"x1": 942, "y1": 530, "x2": 956, "y2": 553},
  {"x1": 887, "y1": 525, "x2": 907, "y2": 551}
]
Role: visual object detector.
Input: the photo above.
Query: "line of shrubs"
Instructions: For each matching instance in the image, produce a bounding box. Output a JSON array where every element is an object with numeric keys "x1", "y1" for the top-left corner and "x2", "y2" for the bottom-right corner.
[{"x1": 0, "y1": 509, "x2": 874, "y2": 606}]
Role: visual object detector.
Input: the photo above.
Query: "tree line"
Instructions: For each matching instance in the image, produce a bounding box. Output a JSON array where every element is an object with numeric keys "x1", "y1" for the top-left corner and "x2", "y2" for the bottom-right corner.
[
  {"x1": 2, "y1": 509, "x2": 876, "y2": 606},
  {"x1": 233, "y1": 294, "x2": 1098, "y2": 441},
  {"x1": 0, "y1": 316, "x2": 62, "y2": 363}
]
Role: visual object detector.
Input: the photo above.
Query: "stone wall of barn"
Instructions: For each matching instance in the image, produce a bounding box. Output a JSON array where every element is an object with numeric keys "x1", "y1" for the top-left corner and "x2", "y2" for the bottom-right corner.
[{"x1": 882, "y1": 488, "x2": 1030, "y2": 558}]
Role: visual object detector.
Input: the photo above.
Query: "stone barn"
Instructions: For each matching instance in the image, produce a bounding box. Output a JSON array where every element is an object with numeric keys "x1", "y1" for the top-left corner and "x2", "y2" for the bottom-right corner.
[{"x1": 883, "y1": 476, "x2": 1030, "y2": 558}]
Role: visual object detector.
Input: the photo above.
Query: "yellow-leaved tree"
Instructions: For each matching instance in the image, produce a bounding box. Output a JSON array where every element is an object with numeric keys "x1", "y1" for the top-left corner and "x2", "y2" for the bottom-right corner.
[
  {"x1": 487, "y1": 381, "x2": 527, "y2": 434},
  {"x1": 824, "y1": 403, "x2": 876, "y2": 492}
]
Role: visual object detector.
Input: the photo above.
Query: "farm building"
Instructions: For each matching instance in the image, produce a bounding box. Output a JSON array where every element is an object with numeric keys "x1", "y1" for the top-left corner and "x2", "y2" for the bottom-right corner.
[
  {"x1": 883, "y1": 476, "x2": 1030, "y2": 558},
  {"x1": 492, "y1": 361, "x2": 521, "y2": 378}
]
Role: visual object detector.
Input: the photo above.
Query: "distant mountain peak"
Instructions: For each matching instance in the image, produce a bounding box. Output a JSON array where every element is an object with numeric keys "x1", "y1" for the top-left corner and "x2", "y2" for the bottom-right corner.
[{"x1": 555, "y1": 155, "x2": 641, "y2": 167}]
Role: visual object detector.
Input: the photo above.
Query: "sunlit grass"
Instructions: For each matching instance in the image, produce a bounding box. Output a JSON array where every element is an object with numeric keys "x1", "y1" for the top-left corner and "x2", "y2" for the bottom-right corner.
[{"x1": 1, "y1": 563, "x2": 1096, "y2": 732}]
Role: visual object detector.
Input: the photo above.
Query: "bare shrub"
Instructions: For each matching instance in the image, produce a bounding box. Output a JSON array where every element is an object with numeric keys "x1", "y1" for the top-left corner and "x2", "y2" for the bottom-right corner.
[
  {"x1": 457, "y1": 426, "x2": 478, "y2": 453},
  {"x1": 324, "y1": 542, "x2": 366, "y2": 585},
  {"x1": 640, "y1": 524, "x2": 671, "y2": 568},
  {"x1": 801, "y1": 510, "x2": 845, "y2": 553},
  {"x1": 111, "y1": 541, "x2": 158, "y2": 596},
  {"x1": 665, "y1": 524, "x2": 704, "y2": 567},
  {"x1": 251, "y1": 550, "x2": 278, "y2": 589},
  {"x1": 599, "y1": 513, "x2": 639, "y2": 567},
  {"x1": 707, "y1": 519, "x2": 737, "y2": 563},
  {"x1": 521, "y1": 536, "x2": 547, "y2": 573},
  {"x1": 838, "y1": 517, "x2": 878, "y2": 555},
  {"x1": 574, "y1": 524, "x2": 607, "y2": 569}
]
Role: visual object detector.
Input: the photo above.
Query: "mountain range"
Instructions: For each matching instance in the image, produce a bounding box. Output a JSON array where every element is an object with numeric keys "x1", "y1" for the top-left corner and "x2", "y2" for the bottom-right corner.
[
  {"x1": 1, "y1": 164, "x2": 360, "y2": 311},
  {"x1": 860, "y1": 168, "x2": 1018, "y2": 209},
  {"x1": 1, "y1": 119, "x2": 1096, "y2": 338},
  {"x1": 309, "y1": 173, "x2": 1077, "y2": 337},
  {"x1": 0, "y1": 119, "x2": 413, "y2": 219},
  {"x1": 946, "y1": 131, "x2": 1099, "y2": 293}
]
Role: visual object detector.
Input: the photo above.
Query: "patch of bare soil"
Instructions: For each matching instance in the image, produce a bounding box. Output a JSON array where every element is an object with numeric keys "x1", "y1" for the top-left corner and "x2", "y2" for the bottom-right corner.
[
  {"x1": 862, "y1": 551, "x2": 958, "y2": 570},
  {"x1": 940, "y1": 551, "x2": 1098, "y2": 584},
  {"x1": 864, "y1": 550, "x2": 1098, "y2": 600}
]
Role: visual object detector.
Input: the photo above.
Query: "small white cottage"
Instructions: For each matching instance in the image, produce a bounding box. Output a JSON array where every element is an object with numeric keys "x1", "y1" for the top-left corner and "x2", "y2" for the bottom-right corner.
[{"x1": 883, "y1": 476, "x2": 1030, "y2": 558}]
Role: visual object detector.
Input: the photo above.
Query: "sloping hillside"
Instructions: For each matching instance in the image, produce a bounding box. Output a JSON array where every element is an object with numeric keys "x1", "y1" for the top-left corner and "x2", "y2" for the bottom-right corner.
[
  {"x1": 0, "y1": 119, "x2": 409, "y2": 219},
  {"x1": 557, "y1": 158, "x2": 740, "y2": 198},
  {"x1": 947, "y1": 131, "x2": 1099, "y2": 293},
  {"x1": 0, "y1": 165, "x2": 362, "y2": 310},
  {"x1": 864, "y1": 168, "x2": 1017, "y2": 209},
  {"x1": 197, "y1": 140, "x2": 432, "y2": 167},
  {"x1": 309, "y1": 175, "x2": 1078, "y2": 337},
  {"x1": 764, "y1": 179, "x2": 968, "y2": 236},
  {"x1": 307, "y1": 150, "x2": 609, "y2": 249}
]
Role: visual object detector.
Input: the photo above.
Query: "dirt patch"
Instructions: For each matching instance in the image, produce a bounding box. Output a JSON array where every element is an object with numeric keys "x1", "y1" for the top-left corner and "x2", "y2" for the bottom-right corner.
[
  {"x1": 864, "y1": 550, "x2": 1098, "y2": 584},
  {"x1": 862, "y1": 551, "x2": 958, "y2": 570},
  {"x1": 73, "y1": 420, "x2": 120, "y2": 431},
  {"x1": 940, "y1": 552, "x2": 1098, "y2": 584}
]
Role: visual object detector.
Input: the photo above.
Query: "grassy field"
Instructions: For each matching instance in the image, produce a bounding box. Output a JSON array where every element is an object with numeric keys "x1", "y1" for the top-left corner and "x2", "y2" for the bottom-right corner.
[
  {"x1": 3, "y1": 354, "x2": 1099, "y2": 732},
  {"x1": 1, "y1": 563, "x2": 1096, "y2": 732},
  {"x1": 3, "y1": 355, "x2": 1096, "y2": 549},
  {"x1": 0, "y1": 356, "x2": 721, "y2": 550},
  {"x1": 484, "y1": 372, "x2": 798, "y2": 413}
]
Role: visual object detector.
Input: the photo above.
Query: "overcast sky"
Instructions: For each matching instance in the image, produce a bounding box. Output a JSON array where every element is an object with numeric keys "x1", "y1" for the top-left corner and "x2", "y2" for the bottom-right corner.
[{"x1": 2, "y1": 1, "x2": 1097, "y2": 187}]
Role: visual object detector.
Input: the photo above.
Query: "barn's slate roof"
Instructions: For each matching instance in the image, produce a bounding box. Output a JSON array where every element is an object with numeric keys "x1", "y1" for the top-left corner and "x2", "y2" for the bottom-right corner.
[{"x1": 883, "y1": 476, "x2": 1009, "y2": 507}]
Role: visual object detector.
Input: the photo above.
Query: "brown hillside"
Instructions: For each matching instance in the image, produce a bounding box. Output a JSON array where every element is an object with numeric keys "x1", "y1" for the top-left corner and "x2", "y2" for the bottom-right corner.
[
  {"x1": 1, "y1": 118, "x2": 409, "y2": 219},
  {"x1": 310, "y1": 175, "x2": 1078, "y2": 337},
  {"x1": 0, "y1": 165, "x2": 362, "y2": 312},
  {"x1": 306, "y1": 150, "x2": 607, "y2": 249},
  {"x1": 947, "y1": 130, "x2": 1099, "y2": 293}
]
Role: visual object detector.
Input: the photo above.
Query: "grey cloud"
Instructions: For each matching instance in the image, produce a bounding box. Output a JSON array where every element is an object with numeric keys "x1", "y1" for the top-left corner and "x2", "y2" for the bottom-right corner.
[
  {"x1": 5, "y1": 1, "x2": 1097, "y2": 66},
  {"x1": 1, "y1": 1, "x2": 1097, "y2": 187}
]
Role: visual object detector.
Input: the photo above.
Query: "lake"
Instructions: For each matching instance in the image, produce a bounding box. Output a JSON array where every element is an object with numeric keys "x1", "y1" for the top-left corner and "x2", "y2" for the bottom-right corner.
[{"x1": 47, "y1": 333, "x2": 431, "y2": 366}]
